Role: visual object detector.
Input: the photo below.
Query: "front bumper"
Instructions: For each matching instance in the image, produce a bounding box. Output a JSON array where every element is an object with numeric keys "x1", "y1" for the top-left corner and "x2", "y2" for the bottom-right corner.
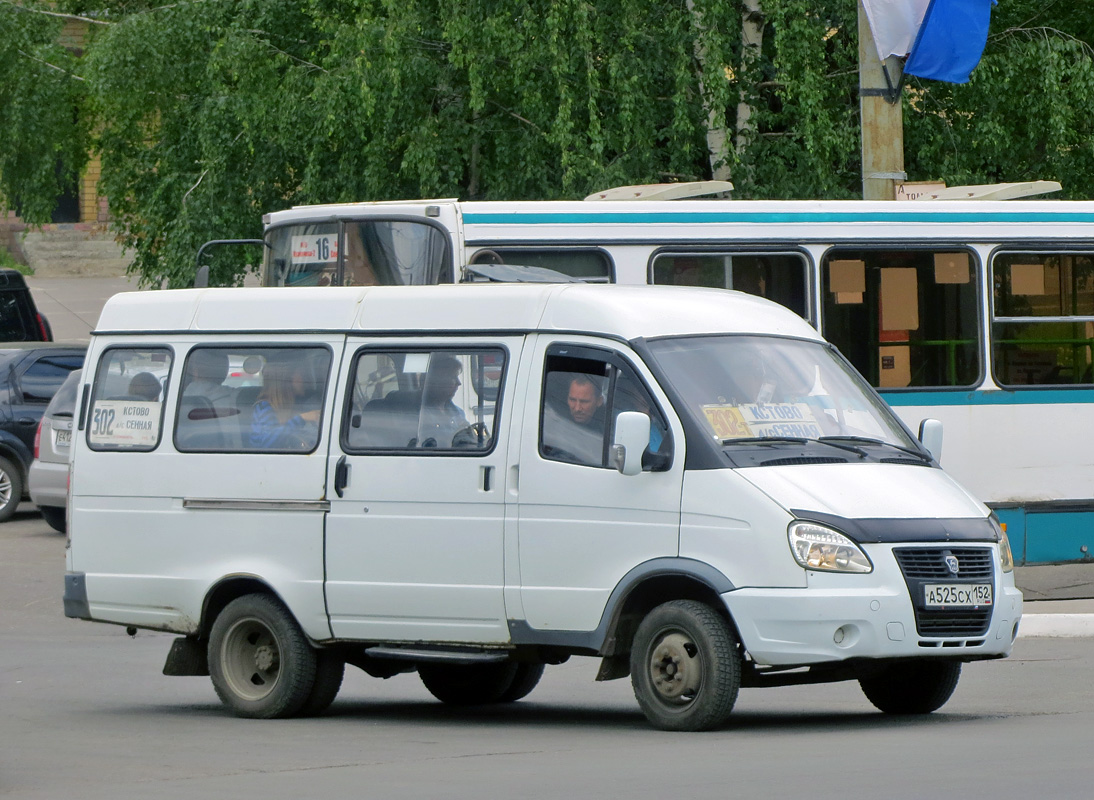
[{"x1": 722, "y1": 546, "x2": 1022, "y2": 666}]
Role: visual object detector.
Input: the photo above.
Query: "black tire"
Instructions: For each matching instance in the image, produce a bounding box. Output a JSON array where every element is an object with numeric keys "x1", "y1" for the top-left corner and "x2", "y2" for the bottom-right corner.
[
  {"x1": 630, "y1": 599, "x2": 741, "y2": 731},
  {"x1": 859, "y1": 660, "x2": 961, "y2": 714},
  {"x1": 297, "y1": 650, "x2": 345, "y2": 717},
  {"x1": 418, "y1": 661, "x2": 520, "y2": 706},
  {"x1": 0, "y1": 455, "x2": 24, "y2": 523},
  {"x1": 207, "y1": 594, "x2": 317, "y2": 719},
  {"x1": 498, "y1": 663, "x2": 545, "y2": 703},
  {"x1": 39, "y1": 506, "x2": 66, "y2": 533}
]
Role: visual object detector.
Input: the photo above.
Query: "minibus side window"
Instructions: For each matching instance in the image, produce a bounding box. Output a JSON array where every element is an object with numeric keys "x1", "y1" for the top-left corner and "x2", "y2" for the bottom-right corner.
[
  {"x1": 343, "y1": 348, "x2": 506, "y2": 452},
  {"x1": 992, "y1": 251, "x2": 1094, "y2": 386},
  {"x1": 540, "y1": 353, "x2": 670, "y2": 469},
  {"x1": 174, "y1": 346, "x2": 332, "y2": 453},
  {"x1": 87, "y1": 348, "x2": 173, "y2": 451}
]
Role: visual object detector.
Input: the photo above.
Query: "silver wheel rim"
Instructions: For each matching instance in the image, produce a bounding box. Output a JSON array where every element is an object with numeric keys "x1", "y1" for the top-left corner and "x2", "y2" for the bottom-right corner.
[
  {"x1": 0, "y1": 469, "x2": 11, "y2": 508},
  {"x1": 647, "y1": 630, "x2": 703, "y2": 706},
  {"x1": 220, "y1": 616, "x2": 283, "y2": 702}
]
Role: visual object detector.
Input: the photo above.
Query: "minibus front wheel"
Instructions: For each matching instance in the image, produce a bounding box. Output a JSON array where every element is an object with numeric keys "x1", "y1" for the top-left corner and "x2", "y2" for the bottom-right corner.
[
  {"x1": 208, "y1": 594, "x2": 318, "y2": 719},
  {"x1": 630, "y1": 599, "x2": 742, "y2": 731}
]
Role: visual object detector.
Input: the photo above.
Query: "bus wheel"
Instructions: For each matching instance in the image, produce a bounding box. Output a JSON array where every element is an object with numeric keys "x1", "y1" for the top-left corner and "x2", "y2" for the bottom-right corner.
[
  {"x1": 208, "y1": 594, "x2": 317, "y2": 719},
  {"x1": 498, "y1": 663, "x2": 546, "y2": 703},
  {"x1": 418, "y1": 662, "x2": 519, "y2": 705},
  {"x1": 630, "y1": 600, "x2": 741, "y2": 731},
  {"x1": 859, "y1": 661, "x2": 961, "y2": 714}
]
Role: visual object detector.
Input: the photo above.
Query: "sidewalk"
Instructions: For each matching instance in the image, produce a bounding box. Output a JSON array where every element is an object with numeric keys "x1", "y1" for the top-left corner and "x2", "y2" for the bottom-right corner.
[{"x1": 1015, "y1": 562, "x2": 1094, "y2": 637}]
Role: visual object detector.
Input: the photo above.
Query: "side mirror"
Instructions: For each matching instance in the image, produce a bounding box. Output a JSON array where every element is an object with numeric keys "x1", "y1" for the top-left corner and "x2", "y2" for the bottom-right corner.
[
  {"x1": 194, "y1": 265, "x2": 210, "y2": 288},
  {"x1": 612, "y1": 411, "x2": 651, "y2": 476},
  {"x1": 918, "y1": 418, "x2": 943, "y2": 463}
]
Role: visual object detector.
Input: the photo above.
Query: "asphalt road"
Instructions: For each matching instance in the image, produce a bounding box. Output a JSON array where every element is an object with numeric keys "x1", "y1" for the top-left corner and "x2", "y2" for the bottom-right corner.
[{"x1": 4, "y1": 510, "x2": 1094, "y2": 799}]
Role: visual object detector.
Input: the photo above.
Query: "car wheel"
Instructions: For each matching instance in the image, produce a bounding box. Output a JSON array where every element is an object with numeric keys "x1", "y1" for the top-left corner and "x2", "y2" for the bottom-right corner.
[
  {"x1": 630, "y1": 599, "x2": 741, "y2": 731},
  {"x1": 208, "y1": 594, "x2": 317, "y2": 719},
  {"x1": 39, "y1": 506, "x2": 66, "y2": 533},
  {"x1": 0, "y1": 456, "x2": 24, "y2": 523},
  {"x1": 859, "y1": 660, "x2": 961, "y2": 714}
]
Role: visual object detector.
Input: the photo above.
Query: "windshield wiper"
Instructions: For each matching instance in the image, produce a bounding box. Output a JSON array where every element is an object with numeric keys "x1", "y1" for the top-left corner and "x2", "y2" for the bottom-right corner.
[
  {"x1": 721, "y1": 436, "x2": 808, "y2": 446},
  {"x1": 818, "y1": 436, "x2": 931, "y2": 461},
  {"x1": 721, "y1": 436, "x2": 867, "y2": 457}
]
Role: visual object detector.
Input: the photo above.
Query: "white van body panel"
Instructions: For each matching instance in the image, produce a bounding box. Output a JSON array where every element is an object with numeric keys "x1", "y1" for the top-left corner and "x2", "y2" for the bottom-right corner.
[
  {"x1": 511, "y1": 334, "x2": 686, "y2": 632},
  {"x1": 324, "y1": 335, "x2": 524, "y2": 643},
  {"x1": 678, "y1": 470, "x2": 806, "y2": 590},
  {"x1": 738, "y1": 463, "x2": 988, "y2": 520}
]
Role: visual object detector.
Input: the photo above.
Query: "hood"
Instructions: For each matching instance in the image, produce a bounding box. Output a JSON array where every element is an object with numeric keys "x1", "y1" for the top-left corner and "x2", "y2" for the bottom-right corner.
[{"x1": 737, "y1": 463, "x2": 987, "y2": 520}]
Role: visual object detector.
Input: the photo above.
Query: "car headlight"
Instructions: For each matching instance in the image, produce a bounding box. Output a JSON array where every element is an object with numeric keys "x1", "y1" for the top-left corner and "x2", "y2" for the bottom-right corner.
[
  {"x1": 990, "y1": 514, "x2": 1015, "y2": 573},
  {"x1": 788, "y1": 521, "x2": 873, "y2": 573}
]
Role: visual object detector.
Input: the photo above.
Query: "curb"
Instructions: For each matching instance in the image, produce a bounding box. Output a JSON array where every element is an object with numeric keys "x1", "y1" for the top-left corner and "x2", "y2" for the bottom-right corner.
[{"x1": 1019, "y1": 613, "x2": 1094, "y2": 638}]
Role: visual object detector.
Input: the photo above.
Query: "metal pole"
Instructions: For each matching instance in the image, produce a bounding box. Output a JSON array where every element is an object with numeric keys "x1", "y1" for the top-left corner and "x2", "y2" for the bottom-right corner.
[{"x1": 858, "y1": 1, "x2": 905, "y2": 201}]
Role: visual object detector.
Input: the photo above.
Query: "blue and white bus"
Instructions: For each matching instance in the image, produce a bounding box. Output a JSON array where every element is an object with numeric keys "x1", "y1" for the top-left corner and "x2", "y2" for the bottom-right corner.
[{"x1": 250, "y1": 187, "x2": 1094, "y2": 565}]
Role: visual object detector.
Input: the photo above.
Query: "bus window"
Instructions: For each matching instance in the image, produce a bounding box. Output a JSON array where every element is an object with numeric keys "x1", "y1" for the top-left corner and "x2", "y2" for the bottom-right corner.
[
  {"x1": 650, "y1": 251, "x2": 808, "y2": 320},
  {"x1": 468, "y1": 248, "x2": 612, "y2": 282},
  {"x1": 992, "y1": 251, "x2": 1094, "y2": 386},
  {"x1": 264, "y1": 220, "x2": 450, "y2": 287},
  {"x1": 820, "y1": 248, "x2": 980, "y2": 389}
]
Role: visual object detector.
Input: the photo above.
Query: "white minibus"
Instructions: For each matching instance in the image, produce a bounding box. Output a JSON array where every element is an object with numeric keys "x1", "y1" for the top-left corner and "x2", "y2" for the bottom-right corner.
[
  {"x1": 234, "y1": 193, "x2": 1094, "y2": 565},
  {"x1": 65, "y1": 284, "x2": 1021, "y2": 730}
]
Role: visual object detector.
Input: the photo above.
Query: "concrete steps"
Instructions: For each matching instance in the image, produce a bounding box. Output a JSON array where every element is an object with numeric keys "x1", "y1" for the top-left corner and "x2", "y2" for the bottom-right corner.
[{"x1": 21, "y1": 229, "x2": 133, "y2": 278}]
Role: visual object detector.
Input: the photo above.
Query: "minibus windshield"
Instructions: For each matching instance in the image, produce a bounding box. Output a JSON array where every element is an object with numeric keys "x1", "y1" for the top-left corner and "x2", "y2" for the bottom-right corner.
[{"x1": 648, "y1": 335, "x2": 920, "y2": 453}]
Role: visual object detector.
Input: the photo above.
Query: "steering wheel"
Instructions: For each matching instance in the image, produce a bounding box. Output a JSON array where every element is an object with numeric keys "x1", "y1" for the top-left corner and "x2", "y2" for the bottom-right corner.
[{"x1": 452, "y1": 422, "x2": 489, "y2": 448}]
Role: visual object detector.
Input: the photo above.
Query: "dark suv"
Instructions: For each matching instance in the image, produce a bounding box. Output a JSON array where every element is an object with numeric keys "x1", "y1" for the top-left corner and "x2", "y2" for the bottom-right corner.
[
  {"x1": 0, "y1": 344, "x2": 85, "y2": 520},
  {"x1": 0, "y1": 268, "x2": 52, "y2": 342}
]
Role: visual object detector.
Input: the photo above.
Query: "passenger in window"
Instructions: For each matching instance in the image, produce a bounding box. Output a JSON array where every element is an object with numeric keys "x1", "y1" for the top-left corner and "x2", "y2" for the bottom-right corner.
[
  {"x1": 542, "y1": 373, "x2": 607, "y2": 465},
  {"x1": 416, "y1": 355, "x2": 469, "y2": 447},
  {"x1": 182, "y1": 350, "x2": 233, "y2": 406},
  {"x1": 249, "y1": 357, "x2": 321, "y2": 450},
  {"x1": 128, "y1": 372, "x2": 161, "y2": 401}
]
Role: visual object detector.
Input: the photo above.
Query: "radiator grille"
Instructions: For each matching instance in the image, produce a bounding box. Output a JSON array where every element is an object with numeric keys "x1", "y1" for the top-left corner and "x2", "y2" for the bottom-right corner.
[
  {"x1": 893, "y1": 547, "x2": 995, "y2": 638},
  {"x1": 894, "y1": 547, "x2": 994, "y2": 580}
]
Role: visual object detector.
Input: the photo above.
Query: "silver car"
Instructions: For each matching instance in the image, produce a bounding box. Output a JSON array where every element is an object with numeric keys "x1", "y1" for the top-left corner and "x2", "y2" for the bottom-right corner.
[{"x1": 29, "y1": 369, "x2": 81, "y2": 532}]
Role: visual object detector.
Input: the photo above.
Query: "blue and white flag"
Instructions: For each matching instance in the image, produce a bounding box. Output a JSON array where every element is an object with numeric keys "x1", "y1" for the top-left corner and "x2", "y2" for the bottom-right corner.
[
  {"x1": 904, "y1": 0, "x2": 997, "y2": 84},
  {"x1": 860, "y1": 0, "x2": 931, "y2": 61}
]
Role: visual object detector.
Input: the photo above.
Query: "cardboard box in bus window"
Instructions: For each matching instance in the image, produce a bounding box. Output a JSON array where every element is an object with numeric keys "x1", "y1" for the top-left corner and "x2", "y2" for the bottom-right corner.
[
  {"x1": 879, "y1": 346, "x2": 911, "y2": 387},
  {"x1": 934, "y1": 252, "x2": 970, "y2": 284},
  {"x1": 880, "y1": 268, "x2": 919, "y2": 331},
  {"x1": 1011, "y1": 263, "x2": 1046, "y2": 296},
  {"x1": 830, "y1": 260, "x2": 865, "y2": 293}
]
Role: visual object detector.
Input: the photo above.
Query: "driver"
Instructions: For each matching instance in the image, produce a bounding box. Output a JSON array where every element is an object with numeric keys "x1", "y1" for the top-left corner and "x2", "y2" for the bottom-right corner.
[{"x1": 416, "y1": 354, "x2": 469, "y2": 447}]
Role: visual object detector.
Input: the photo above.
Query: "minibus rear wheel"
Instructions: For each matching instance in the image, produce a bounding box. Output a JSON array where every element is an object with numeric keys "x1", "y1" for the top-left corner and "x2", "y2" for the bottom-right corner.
[
  {"x1": 418, "y1": 661, "x2": 520, "y2": 705},
  {"x1": 208, "y1": 594, "x2": 318, "y2": 719},
  {"x1": 859, "y1": 660, "x2": 961, "y2": 714},
  {"x1": 630, "y1": 600, "x2": 741, "y2": 731}
]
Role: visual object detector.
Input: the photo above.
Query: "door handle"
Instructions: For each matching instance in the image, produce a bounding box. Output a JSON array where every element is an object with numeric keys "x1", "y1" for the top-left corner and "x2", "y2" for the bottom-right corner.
[{"x1": 334, "y1": 456, "x2": 349, "y2": 498}]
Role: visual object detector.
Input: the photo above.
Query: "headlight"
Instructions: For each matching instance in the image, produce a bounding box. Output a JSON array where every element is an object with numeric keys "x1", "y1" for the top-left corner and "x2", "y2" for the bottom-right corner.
[
  {"x1": 788, "y1": 521, "x2": 873, "y2": 573},
  {"x1": 989, "y1": 513, "x2": 1015, "y2": 573}
]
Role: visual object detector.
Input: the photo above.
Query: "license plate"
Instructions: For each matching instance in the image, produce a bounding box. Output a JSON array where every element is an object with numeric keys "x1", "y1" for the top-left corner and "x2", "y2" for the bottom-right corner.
[
  {"x1": 55, "y1": 429, "x2": 71, "y2": 447},
  {"x1": 924, "y1": 583, "x2": 993, "y2": 607}
]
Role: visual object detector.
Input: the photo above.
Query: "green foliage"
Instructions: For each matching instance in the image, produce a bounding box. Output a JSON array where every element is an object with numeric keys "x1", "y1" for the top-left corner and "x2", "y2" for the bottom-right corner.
[{"x1": 2, "y1": 1, "x2": 1094, "y2": 287}]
